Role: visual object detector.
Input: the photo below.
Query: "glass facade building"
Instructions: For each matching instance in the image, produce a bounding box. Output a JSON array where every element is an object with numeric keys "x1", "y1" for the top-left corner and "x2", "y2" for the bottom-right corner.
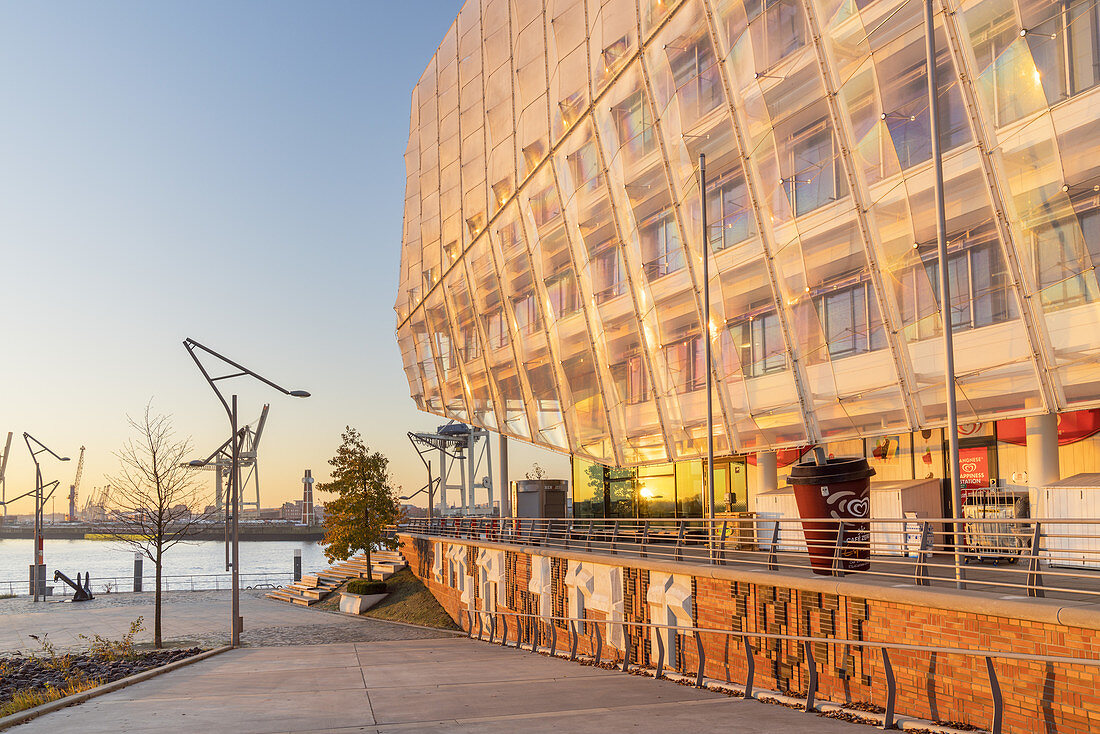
[{"x1": 395, "y1": 0, "x2": 1100, "y2": 471}]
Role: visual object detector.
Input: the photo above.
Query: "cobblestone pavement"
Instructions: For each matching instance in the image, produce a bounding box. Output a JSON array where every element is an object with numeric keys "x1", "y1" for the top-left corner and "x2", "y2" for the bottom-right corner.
[{"x1": 0, "y1": 589, "x2": 456, "y2": 653}]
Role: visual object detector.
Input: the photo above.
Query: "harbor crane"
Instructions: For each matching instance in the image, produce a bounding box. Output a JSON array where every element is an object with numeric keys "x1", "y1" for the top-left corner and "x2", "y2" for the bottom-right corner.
[
  {"x1": 188, "y1": 405, "x2": 269, "y2": 514},
  {"x1": 0, "y1": 432, "x2": 11, "y2": 518},
  {"x1": 66, "y1": 446, "x2": 85, "y2": 522}
]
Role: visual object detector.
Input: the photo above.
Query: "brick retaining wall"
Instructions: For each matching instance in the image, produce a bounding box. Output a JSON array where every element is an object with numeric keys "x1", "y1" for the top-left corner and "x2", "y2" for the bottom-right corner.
[{"x1": 399, "y1": 533, "x2": 1100, "y2": 733}]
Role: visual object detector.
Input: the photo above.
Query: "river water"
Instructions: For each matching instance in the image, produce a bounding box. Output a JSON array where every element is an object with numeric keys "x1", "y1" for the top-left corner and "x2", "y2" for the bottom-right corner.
[{"x1": 0, "y1": 538, "x2": 329, "y2": 596}]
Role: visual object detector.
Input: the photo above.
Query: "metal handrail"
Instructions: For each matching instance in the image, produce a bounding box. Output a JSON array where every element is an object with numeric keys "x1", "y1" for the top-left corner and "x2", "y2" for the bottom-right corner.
[
  {"x1": 462, "y1": 606, "x2": 1100, "y2": 733},
  {"x1": 0, "y1": 571, "x2": 295, "y2": 598},
  {"x1": 401, "y1": 516, "x2": 1100, "y2": 601}
]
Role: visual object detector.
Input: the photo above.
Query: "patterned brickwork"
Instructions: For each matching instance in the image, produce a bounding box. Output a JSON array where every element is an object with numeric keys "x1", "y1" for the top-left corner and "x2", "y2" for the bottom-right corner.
[{"x1": 399, "y1": 535, "x2": 1100, "y2": 733}]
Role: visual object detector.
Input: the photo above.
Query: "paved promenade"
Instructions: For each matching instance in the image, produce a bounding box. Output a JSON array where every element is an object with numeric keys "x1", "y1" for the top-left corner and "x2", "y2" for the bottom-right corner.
[
  {"x1": 0, "y1": 590, "x2": 451, "y2": 652},
  {"x1": 11, "y1": 637, "x2": 865, "y2": 733}
]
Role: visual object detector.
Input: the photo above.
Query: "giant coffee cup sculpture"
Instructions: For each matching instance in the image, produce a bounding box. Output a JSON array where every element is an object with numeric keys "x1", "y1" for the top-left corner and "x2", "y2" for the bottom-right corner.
[{"x1": 789, "y1": 454, "x2": 875, "y2": 575}]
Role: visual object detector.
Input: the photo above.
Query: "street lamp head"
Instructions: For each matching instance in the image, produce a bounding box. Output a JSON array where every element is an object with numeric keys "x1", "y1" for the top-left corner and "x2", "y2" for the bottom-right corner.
[
  {"x1": 188, "y1": 460, "x2": 207, "y2": 467},
  {"x1": 289, "y1": 390, "x2": 311, "y2": 398},
  {"x1": 60, "y1": 457, "x2": 70, "y2": 462}
]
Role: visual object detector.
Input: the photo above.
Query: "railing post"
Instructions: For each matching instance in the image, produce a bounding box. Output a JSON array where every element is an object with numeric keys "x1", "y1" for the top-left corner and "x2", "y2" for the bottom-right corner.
[
  {"x1": 742, "y1": 634, "x2": 754, "y2": 699},
  {"x1": 594, "y1": 622, "x2": 603, "y2": 666},
  {"x1": 1027, "y1": 522, "x2": 1044, "y2": 598},
  {"x1": 694, "y1": 630, "x2": 706, "y2": 687},
  {"x1": 532, "y1": 617, "x2": 541, "y2": 653},
  {"x1": 719, "y1": 520, "x2": 728, "y2": 566},
  {"x1": 501, "y1": 613, "x2": 509, "y2": 647},
  {"x1": 641, "y1": 520, "x2": 650, "y2": 558},
  {"x1": 466, "y1": 610, "x2": 473, "y2": 638},
  {"x1": 676, "y1": 521, "x2": 686, "y2": 562},
  {"x1": 550, "y1": 619, "x2": 558, "y2": 655},
  {"x1": 882, "y1": 647, "x2": 896, "y2": 730},
  {"x1": 655, "y1": 627, "x2": 665, "y2": 678},
  {"x1": 768, "y1": 523, "x2": 780, "y2": 571},
  {"x1": 986, "y1": 656, "x2": 1002, "y2": 734},
  {"x1": 476, "y1": 610, "x2": 484, "y2": 640},
  {"x1": 490, "y1": 613, "x2": 497, "y2": 644},
  {"x1": 610, "y1": 521, "x2": 620, "y2": 554},
  {"x1": 914, "y1": 521, "x2": 932, "y2": 586},
  {"x1": 586, "y1": 520, "x2": 594, "y2": 552},
  {"x1": 831, "y1": 521, "x2": 847, "y2": 576},
  {"x1": 569, "y1": 620, "x2": 578, "y2": 661},
  {"x1": 803, "y1": 640, "x2": 817, "y2": 712},
  {"x1": 622, "y1": 627, "x2": 631, "y2": 672}
]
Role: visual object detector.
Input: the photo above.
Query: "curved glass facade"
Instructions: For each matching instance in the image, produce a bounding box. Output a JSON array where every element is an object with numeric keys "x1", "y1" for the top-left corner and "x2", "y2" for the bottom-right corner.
[{"x1": 395, "y1": 0, "x2": 1100, "y2": 467}]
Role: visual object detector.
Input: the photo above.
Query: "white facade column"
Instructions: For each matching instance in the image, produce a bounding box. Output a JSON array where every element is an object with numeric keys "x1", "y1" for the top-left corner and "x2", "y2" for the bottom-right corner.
[
  {"x1": 754, "y1": 451, "x2": 779, "y2": 512},
  {"x1": 1026, "y1": 413, "x2": 1060, "y2": 488},
  {"x1": 500, "y1": 434, "x2": 510, "y2": 518}
]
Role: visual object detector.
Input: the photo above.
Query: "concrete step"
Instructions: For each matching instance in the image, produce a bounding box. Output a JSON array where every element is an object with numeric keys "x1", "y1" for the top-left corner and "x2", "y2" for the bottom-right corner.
[{"x1": 265, "y1": 589, "x2": 315, "y2": 606}]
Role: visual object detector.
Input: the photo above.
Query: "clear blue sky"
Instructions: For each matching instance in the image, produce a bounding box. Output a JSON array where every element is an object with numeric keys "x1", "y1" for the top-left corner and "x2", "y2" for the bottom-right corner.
[{"x1": 0, "y1": 1, "x2": 567, "y2": 516}]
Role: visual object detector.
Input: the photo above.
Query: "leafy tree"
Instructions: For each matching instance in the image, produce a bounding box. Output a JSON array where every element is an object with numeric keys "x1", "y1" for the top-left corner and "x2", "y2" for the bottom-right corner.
[{"x1": 317, "y1": 427, "x2": 401, "y2": 580}]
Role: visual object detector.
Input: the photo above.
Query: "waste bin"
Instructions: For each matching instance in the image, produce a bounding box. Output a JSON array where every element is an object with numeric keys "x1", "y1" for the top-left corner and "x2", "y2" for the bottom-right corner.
[{"x1": 789, "y1": 457, "x2": 874, "y2": 575}]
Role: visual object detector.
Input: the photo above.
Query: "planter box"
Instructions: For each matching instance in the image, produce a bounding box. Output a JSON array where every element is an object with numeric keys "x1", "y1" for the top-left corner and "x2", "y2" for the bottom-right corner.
[{"x1": 339, "y1": 591, "x2": 387, "y2": 615}]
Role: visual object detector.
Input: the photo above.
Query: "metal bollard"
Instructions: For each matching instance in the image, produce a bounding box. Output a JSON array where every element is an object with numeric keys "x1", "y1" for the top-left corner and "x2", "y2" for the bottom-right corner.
[
  {"x1": 293, "y1": 549, "x2": 302, "y2": 583},
  {"x1": 133, "y1": 552, "x2": 143, "y2": 593}
]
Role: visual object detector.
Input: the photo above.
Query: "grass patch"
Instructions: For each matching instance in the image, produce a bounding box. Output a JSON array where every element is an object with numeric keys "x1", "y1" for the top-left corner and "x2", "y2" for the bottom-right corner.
[
  {"x1": 0, "y1": 678, "x2": 102, "y2": 717},
  {"x1": 362, "y1": 568, "x2": 458, "y2": 630},
  {"x1": 0, "y1": 593, "x2": 15, "y2": 600},
  {"x1": 308, "y1": 568, "x2": 457, "y2": 631}
]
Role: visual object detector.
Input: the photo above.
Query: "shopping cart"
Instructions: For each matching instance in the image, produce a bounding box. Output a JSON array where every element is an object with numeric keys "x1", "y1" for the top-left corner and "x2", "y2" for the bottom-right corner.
[{"x1": 961, "y1": 488, "x2": 1028, "y2": 565}]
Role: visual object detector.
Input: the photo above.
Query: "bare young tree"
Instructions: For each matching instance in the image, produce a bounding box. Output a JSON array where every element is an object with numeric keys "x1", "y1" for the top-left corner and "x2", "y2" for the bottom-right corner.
[{"x1": 106, "y1": 402, "x2": 213, "y2": 648}]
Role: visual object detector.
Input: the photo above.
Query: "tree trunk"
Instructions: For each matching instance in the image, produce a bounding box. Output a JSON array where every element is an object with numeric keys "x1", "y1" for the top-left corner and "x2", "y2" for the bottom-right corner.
[
  {"x1": 154, "y1": 555, "x2": 162, "y2": 649},
  {"x1": 364, "y1": 504, "x2": 372, "y2": 582}
]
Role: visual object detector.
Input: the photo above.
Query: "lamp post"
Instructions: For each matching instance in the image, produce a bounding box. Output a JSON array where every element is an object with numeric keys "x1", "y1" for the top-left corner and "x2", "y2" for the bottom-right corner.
[
  {"x1": 924, "y1": 1, "x2": 964, "y2": 587},
  {"x1": 184, "y1": 338, "x2": 309, "y2": 647},
  {"x1": 700, "y1": 154, "x2": 716, "y2": 554},
  {"x1": 24, "y1": 433, "x2": 69, "y2": 602}
]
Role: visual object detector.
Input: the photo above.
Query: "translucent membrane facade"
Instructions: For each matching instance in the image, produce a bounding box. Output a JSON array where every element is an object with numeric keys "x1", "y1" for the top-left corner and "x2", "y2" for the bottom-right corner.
[{"x1": 396, "y1": 0, "x2": 1100, "y2": 468}]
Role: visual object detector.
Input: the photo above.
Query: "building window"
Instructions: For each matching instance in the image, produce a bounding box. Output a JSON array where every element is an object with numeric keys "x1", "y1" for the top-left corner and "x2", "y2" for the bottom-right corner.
[
  {"x1": 881, "y1": 52, "x2": 970, "y2": 170},
  {"x1": 461, "y1": 325, "x2": 480, "y2": 362},
  {"x1": 1019, "y1": 0, "x2": 1100, "y2": 104},
  {"x1": 612, "y1": 353, "x2": 651, "y2": 405},
  {"x1": 899, "y1": 235, "x2": 1016, "y2": 340},
  {"x1": 731, "y1": 311, "x2": 787, "y2": 377},
  {"x1": 614, "y1": 91, "x2": 657, "y2": 158},
  {"x1": 529, "y1": 186, "x2": 561, "y2": 228},
  {"x1": 1031, "y1": 212, "x2": 1099, "y2": 310},
  {"x1": 669, "y1": 38, "x2": 724, "y2": 120},
  {"x1": 664, "y1": 336, "x2": 707, "y2": 393},
  {"x1": 567, "y1": 142, "x2": 603, "y2": 195},
  {"x1": 786, "y1": 119, "x2": 844, "y2": 216},
  {"x1": 485, "y1": 309, "x2": 508, "y2": 349},
  {"x1": 814, "y1": 281, "x2": 886, "y2": 360},
  {"x1": 546, "y1": 270, "x2": 580, "y2": 318},
  {"x1": 513, "y1": 293, "x2": 540, "y2": 335},
  {"x1": 747, "y1": 0, "x2": 807, "y2": 71},
  {"x1": 434, "y1": 330, "x2": 455, "y2": 372},
  {"x1": 593, "y1": 245, "x2": 628, "y2": 303},
  {"x1": 707, "y1": 174, "x2": 754, "y2": 251},
  {"x1": 640, "y1": 211, "x2": 684, "y2": 279}
]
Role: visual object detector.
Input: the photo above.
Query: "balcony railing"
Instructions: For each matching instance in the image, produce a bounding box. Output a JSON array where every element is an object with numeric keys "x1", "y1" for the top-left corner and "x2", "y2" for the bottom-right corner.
[{"x1": 400, "y1": 515, "x2": 1100, "y2": 602}]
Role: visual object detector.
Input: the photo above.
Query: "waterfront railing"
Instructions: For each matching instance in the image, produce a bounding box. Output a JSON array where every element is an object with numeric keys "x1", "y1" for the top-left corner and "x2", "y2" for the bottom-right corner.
[
  {"x1": 401, "y1": 515, "x2": 1100, "y2": 601},
  {"x1": 0, "y1": 571, "x2": 294, "y2": 598},
  {"x1": 458, "y1": 605, "x2": 1100, "y2": 734}
]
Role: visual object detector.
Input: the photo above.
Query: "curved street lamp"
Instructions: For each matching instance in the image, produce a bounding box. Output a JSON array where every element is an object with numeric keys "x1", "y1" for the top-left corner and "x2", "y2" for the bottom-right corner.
[
  {"x1": 24, "y1": 433, "x2": 69, "y2": 601},
  {"x1": 183, "y1": 338, "x2": 309, "y2": 647}
]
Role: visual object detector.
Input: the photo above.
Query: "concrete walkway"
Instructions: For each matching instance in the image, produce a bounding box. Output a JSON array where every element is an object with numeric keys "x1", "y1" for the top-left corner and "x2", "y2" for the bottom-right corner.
[
  {"x1": 0, "y1": 590, "x2": 451, "y2": 652},
  {"x1": 11, "y1": 637, "x2": 866, "y2": 733}
]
